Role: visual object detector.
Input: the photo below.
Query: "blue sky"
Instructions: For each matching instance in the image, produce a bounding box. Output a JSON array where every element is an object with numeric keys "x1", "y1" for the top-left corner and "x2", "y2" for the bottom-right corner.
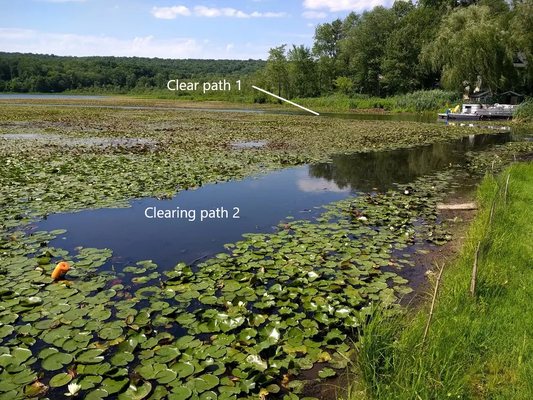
[{"x1": 1, "y1": 0, "x2": 393, "y2": 60}]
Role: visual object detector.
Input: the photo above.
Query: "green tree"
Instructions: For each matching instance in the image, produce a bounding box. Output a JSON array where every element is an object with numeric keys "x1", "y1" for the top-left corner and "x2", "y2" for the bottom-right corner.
[
  {"x1": 340, "y1": 6, "x2": 397, "y2": 95},
  {"x1": 265, "y1": 45, "x2": 289, "y2": 98},
  {"x1": 381, "y1": 4, "x2": 441, "y2": 94},
  {"x1": 334, "y1": 76, "x2": 354, "y2": 95},
  {"x1": 287, "y1": 45, "x2": 318, "y2": 98},
  {"x1": 313, "y1": 19, "x2": 343, "y2": 92},
  {"x1": 421, "y1": 5, "x2": 516, "y2": 93},
  {"x1": 510, "y1": 0, "x2": 533, "y2": 93}
]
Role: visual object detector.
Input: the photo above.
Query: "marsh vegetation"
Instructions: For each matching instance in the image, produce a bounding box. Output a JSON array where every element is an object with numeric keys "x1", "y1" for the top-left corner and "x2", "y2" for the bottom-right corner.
[{"x1": 0, "y1": 99, "x2": 532, "y2": 399}]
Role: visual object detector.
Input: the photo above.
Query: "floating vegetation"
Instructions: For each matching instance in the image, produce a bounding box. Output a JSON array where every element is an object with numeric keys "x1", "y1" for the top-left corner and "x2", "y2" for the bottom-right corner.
[
  {"x1": 230, "y1": 141, "x2": 268, "y2": 149},
  {"x1": 0, "y1": 168, "x2": 455, "y2": 399},
  {"x1": 0, "y1": 103, "x2": 527, "y2": 399},
  {"x1": 466, "y1": 141, "x2": 533, "y2": 174}
]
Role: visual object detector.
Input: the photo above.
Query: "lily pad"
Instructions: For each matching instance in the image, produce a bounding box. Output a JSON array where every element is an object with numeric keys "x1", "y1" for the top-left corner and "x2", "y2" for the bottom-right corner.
[
  {"x1": 42, "y1": 351, "x2": 73, "y2": 371},
  {"x1": 49, "y1": 372, "x2": 73, "y2": 387},
  {"x1": 77, "y1": 349, "x2": 105, "y2": 364}
]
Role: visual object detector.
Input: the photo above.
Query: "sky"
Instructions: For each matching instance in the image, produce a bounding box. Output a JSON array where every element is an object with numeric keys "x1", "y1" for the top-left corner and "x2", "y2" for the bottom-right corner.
[{"x1": 0, "y1": 0, "x2": 394, "y2": 60}]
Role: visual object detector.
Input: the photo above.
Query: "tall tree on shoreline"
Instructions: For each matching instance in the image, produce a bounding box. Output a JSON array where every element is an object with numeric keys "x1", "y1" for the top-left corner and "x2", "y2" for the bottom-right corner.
[
  {"x1": 265, "y1": 45, "x2": 289, "y2": 98},
  {"x1": 421, "y1": 5, "x2": 516, "y2": 92}
]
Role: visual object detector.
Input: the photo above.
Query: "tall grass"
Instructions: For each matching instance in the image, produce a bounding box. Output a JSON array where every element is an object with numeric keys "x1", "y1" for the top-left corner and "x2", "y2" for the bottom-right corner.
[
  {"x1": 294, "y1": 90, "x2": 459, "y2": 113},
  {"x1": 349, "y1": 163, "x2": 533, "y2": 399},
  {"x1": 513, "y1": 99, "x2": 533, "y2": 122},
  {"x1": 64, "y1": 87, "x2": 459, "y2": 113}
]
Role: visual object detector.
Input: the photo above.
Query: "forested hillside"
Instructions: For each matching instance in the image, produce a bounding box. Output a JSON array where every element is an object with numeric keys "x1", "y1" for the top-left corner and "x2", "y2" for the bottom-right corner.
[
  {"x1": 1, "y1": 0, "x2": 531, "y2": 99},
  {"x1": 0, "y1": 53, "x2": 265, "y2": 93}
]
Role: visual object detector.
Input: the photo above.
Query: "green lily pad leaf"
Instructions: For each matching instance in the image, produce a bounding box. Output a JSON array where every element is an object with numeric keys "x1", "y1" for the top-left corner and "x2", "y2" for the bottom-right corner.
[
  {"x1": 99, "y1": 324, "x2": 123, "y2": 341},
  {"x1": 118, "y1": 381, "x2": 152, "y2": 400},
  {"x1": 191, "y1": 374, "x2": 219, "y2": 393},
  {"x1": 199, "y1": 391, "x2": 217, "y2": 400},
  {"x1": 49, "y1": 372, "x2": 72, "y2": 387},
  {"x1": 221, "y1": 280, "x2": 241, "y2": 292},
  {"x1": 39, "y1": 348, "x2": 59, "y2": 360},
  {"x1": 12, "y1": 347, "x2": 32, "y2": 364},
  {"x1": 89, "y1": 308, "x2": 112, "y2": 321},
  {"x1": 42, "y1": 351, "x2": 73, "y2": 371},
  {"x1": 172, "y1": 362, "x2": 195, "y2": 378},
  {"x1": 318, "y1": 367, "x2": 336, "y2": 379},
  {"x1": 85, "y1": 389, "x2": 109, "y2": 400},
  {"x1": 149, "y1": 385, "x2": 169, "y2": 399},
  {"x1": 265, "y1": 384, "x2": 280, "y2": 394},
  {"x1": 111, "y1": 351, "x2": 134, "y2": 367},
  {"x1": 0, "y1": 354, "x2": 14, "y2": 368},
  {"x1": 101, "y1": 377, "x2": 129, "y2": 395},
  {"x1": 136, "y1": 364, "x2": 156, "y2": 380},
  {"x1": 11, "y1": 369, "x2": 37, "y2": 385},
  {"x1": 154, "y1": 346, "x2": 180, "y2": 363},
  {"x1": 20, "y1": 296, "x2": 43, "y2": 307},
  {"x1": 155, "y1": 368, "x2": 177, "y2": 384},
  {"x1": 77, "y1": 349, "x2": 105, "y2": 364},
  {"x1": 78, "y1": 375, "x2": 103, "y2": 390},
  {"x1": 0, "y1": 324, "x2": 14, "y2": 338},
  {"x1": 169, "y1": 386, "x2": 192, "y2": 400},
  {"x1": 287, "y1": 380, "x2": 305, "y2": 393}
]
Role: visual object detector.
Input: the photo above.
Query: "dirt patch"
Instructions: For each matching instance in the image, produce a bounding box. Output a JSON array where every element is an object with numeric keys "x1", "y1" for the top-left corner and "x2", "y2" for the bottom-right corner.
[{"x1": 406, "y1": 189, "x2": 478, "y2": 307}]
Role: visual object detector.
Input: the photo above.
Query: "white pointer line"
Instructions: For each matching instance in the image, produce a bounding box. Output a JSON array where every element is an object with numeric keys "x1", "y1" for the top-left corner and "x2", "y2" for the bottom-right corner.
[{"x1": 252, "y1": 86, "x2": 320, "y2": 116}]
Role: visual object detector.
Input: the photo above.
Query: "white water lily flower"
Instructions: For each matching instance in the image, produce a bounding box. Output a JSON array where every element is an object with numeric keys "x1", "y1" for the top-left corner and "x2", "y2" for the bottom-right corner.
[
  {"x1": 64, "y1": 382, "x2": 81, "y2": 397},
  {"x1": 269, "y1": 327, "x2": 280, "y2": 341},
  {"x1": 308, "y1": 271, "x2": 319, "y2": 279}
]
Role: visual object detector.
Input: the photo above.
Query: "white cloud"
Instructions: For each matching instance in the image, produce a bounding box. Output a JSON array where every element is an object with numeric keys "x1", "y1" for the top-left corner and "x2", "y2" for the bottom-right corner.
[
  {"x1": 302, "y1": 11, "x2": 328, "y2": 19},
  {"x1": 151, "y1": 5, "x2": 191, "y2": 19},
  {"x1": 151, "y1": 5, "x2": 286, "y2": 19},
  {"x1": 0, "y1": 28, "x2": 271, "y2": 59},
  {"x1": 297, "y1": 178, "x2": 349, "y2": 193},
  {"x1": 0, "y1": 28, "x2": 202, "y2": 58},
  {"x1": 303, "y1": 0, "x2": 392, "y2": 12}
]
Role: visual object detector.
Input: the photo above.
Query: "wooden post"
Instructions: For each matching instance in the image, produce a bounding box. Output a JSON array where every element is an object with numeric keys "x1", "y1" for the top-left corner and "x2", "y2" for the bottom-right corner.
[
  {"x1": 470, "y1": 241, "x2": 481, "y2": 297},
  {"x1": 423, "y1": 263, "x2": 445, "y2": 345},
  {"x1": 504, "y1": 173, "x2": 511, "y2": 205}
]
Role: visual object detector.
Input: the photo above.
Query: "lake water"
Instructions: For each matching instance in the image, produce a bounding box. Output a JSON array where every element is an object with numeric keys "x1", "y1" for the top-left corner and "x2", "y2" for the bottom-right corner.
[
  {"x1": 0, "y1": 93, "x2": 437, "y2": 122},
  {"x1": 0, "y1": 94, "x2": 106, "y2": 100},
  {"x1": 36, "y1": 133, "x2": 512, "y2": 270}
]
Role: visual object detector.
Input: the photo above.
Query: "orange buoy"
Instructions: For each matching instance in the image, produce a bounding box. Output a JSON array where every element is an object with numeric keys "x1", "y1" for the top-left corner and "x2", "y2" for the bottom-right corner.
[{"x1": 51, "y1": 262, "x2": 70, "y2": 280}]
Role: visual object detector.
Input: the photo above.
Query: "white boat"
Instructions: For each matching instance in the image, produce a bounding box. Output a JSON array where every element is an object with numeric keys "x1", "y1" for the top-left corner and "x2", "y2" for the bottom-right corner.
[{"x1": 438, "y1": 103, "x2": 515, "y2": 121}]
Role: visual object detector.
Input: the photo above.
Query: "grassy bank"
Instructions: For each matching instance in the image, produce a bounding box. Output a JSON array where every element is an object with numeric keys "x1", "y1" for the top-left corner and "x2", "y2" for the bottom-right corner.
[
  {"x1": 54, "y1": 88, "x2": 459, "y2": 114},
  {"x1": 131, "y1": 89, "x2": 459, "y2": 113},
  {"x1": 293, "y1": 90, "x2": 459, "y2": 113},
  {"x1": 514, "y1": 99, "x2": 533, "y2": 122},
  {"x1": 351, "y1": 162, "x2": 533, "y2": 399}
]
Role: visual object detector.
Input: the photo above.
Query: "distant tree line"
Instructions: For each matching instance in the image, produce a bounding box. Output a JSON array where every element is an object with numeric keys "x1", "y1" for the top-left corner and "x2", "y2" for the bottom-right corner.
[
  {"x1": 259, "y1": 0, "x2": 533, "y2": 99},
  {"x1": 0, "y1": 53, "x2": 265, "y2": 93},
  {"x1": 1, "y1": 0, "x2": 531, "y2": 100}
]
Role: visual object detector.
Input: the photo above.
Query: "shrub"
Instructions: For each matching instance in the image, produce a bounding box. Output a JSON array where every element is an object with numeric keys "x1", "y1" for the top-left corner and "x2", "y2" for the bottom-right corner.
[{"x1": 514, "y1": 99, "x2": 533, "y2": 122}]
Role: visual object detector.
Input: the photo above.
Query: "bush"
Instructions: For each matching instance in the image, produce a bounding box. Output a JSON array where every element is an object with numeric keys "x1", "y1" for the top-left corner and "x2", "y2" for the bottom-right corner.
[
  {"x1": 514, "y1": 99, "x2": 533, "y2": 122},
  {"x1": 394, "y1": 90, "x2": 460, "y2": 112}
]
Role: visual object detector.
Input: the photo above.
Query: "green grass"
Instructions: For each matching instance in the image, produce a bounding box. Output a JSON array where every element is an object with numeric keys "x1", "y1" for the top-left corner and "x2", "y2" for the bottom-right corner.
[
  {"x1": 60, "y1": 88, "x2": 460, "y2": 113},
  {"x1": 293, "y1": 90, "x2": 459, "y2": 113},
  {"x1": 514, "y1": 99, "x2": 533, "y2": 122},
  {"x1": 349, "y1": 162, "x2": 533, "y2": 400}
]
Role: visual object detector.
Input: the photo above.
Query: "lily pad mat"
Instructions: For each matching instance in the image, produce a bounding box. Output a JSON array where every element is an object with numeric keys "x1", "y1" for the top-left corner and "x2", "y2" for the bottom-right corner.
[{"x1": 0, "y1": 169, "x2": 457, "y2": 399}]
